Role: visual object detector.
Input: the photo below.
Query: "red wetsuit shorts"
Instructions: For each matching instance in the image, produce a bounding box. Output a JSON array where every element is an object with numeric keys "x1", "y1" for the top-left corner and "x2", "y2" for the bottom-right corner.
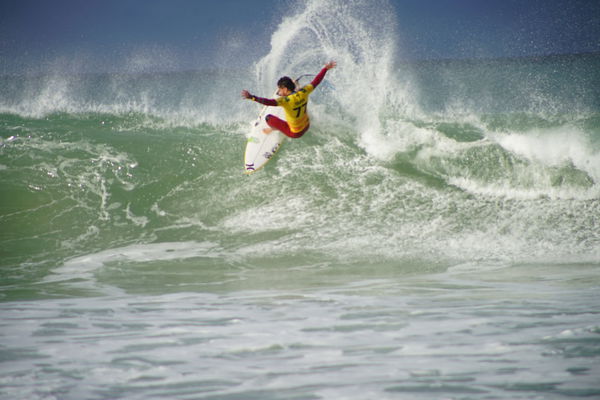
[{"x1": 265, "y1": 114, "x2": 309, "y2": 139}]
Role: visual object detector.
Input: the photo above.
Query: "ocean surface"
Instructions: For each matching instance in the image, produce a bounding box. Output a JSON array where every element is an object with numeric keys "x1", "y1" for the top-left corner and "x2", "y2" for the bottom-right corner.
[{"x1": 1, "y1": 0, "x2": 599, "y2": 398}]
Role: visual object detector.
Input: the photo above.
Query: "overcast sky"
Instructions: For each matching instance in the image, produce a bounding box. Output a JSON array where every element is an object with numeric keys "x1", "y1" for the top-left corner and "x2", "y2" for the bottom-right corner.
[{"x1": 1, "y1": 0, "x2": 599, "y2": 73}]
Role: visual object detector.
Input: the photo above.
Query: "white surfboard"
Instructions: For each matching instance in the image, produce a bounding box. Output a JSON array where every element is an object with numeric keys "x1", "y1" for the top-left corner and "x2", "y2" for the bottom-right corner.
[{"x1": 243, "y1": 97, "x2": 286, "y2": 174}]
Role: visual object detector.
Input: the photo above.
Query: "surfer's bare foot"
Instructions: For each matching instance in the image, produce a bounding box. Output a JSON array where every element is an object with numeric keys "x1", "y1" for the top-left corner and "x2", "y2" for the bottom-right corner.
[{"x1": 262, "y1": 127, "x2": 274, "y2": 134}]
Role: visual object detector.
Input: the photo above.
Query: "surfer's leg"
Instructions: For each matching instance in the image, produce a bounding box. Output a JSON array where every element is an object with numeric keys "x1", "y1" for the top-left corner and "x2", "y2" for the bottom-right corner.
[
  {"x1": 264, "y1": 115, "x2": 308, "y2": 138},
  {"x1": 264, "y1": 114, "x2": 292, "y2": 136}
]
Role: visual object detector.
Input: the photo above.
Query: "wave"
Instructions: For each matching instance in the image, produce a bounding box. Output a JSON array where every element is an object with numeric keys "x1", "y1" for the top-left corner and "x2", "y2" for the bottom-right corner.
[
  {"x1": 1, "y1": 0, "x2": 599, "y2": 279},
  {"x1": 2, "y1": 111, "x2": 599, "y2": 271}
]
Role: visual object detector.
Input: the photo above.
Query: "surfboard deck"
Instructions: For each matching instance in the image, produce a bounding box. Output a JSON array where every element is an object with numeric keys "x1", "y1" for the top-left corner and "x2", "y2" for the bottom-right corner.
[{"x1": 243, "y1": 104, "x2": 286, "y2": 174}]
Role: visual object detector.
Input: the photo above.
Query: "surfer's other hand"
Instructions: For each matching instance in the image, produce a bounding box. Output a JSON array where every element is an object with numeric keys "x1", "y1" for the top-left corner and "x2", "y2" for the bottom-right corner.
[
  {"x1": 241, "y1": 90, "x2": 252, "y2": 99},
  {"x1": 325, "y1": 61, "x2": 337, "y2": 70}
]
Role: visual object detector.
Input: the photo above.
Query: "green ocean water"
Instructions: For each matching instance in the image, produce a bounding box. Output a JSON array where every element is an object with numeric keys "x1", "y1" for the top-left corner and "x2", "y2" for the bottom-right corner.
[
  {"x1": 1, "y1": 0, "x2": 600, "y2": 398},
  {"x1": 2, "y1": 53, "x2": 599, "y2": 299}
]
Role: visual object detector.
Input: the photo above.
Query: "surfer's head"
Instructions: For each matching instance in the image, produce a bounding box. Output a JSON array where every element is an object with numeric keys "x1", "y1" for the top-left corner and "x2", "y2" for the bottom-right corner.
[{"x1": 277, "y1": 76, "x2": 295, "y2": 95}]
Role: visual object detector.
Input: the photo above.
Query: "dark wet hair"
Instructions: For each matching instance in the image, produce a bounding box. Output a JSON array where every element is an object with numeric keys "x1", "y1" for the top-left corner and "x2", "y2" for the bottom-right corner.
[{"x1": 277, "y1": 76, "x2": 295, "y2": 91}]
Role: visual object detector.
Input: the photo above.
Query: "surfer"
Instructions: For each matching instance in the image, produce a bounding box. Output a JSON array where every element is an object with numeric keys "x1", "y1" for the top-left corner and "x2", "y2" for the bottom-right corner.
[{"x1": 241, "y1": 61, "x2": 336, "y2": 138}]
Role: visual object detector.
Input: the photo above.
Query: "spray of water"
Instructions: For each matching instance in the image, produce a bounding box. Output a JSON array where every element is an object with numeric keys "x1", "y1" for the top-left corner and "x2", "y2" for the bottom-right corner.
[{"x1": 253, "y1": 0, "x2": 421, "y2": 157}]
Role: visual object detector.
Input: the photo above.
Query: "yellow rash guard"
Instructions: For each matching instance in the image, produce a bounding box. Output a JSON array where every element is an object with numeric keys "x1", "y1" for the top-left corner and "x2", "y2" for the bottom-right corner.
[{"x1": 275, "y1": 84, "x2": 315, "y2": 133}]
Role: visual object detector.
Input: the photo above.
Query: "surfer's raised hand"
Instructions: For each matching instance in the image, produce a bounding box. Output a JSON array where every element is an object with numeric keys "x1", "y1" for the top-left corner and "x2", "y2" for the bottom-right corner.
[
  {"x1": 241, "y1": 90, "x2": 252, "y2": 99},
  {"x1": 325, "y1": 60, "x2": 337, "y2": 70}
]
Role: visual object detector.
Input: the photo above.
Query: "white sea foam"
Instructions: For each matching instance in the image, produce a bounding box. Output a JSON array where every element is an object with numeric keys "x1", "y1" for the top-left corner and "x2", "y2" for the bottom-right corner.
[
  {"x1": 45, "y1": 241, "x2": 223, "y2": 286},
  {"x1": 493, "y1": 125, "x2": 600, "y2": 184}
]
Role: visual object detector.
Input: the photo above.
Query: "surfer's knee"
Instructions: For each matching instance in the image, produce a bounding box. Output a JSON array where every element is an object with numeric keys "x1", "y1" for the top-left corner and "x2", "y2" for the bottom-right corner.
[
  {"x1": 265, "y1": 114, "x2": 276, "y2": 127},
  {"x1": 265, "y1": 114, "x2": 282, "y2": 128}
]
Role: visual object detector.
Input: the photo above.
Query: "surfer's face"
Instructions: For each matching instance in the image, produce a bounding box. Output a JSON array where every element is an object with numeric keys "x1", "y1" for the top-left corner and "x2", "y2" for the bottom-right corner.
[{"x1": 277, "y1": 86, "x2": 292, "y2": 97}]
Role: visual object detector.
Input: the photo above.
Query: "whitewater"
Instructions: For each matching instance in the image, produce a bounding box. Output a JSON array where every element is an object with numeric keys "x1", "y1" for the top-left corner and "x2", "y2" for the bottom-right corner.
[{"x1": 1, "y1": 0, "x2": 599, "y2": 398}]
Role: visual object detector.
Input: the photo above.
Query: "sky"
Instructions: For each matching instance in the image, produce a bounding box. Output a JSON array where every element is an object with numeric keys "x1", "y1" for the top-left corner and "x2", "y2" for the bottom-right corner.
[{"x1": 1, "y1": 0, "x2": 599, "y2": 74}]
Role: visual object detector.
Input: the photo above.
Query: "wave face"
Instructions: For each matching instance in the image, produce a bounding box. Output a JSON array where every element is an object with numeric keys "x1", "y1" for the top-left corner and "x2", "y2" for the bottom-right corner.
[{"x1": 1, "y1": 0, "x2": 599, "y2": 298}]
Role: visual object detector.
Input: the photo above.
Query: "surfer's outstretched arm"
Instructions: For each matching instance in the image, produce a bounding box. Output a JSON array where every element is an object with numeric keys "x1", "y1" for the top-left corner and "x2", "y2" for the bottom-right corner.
[
  {"x1": 311, "y1": 60, "x2": 336, "y2": 88},
  {"x1": 241, "y1": 90, "x2": 277, "y2": 106}
]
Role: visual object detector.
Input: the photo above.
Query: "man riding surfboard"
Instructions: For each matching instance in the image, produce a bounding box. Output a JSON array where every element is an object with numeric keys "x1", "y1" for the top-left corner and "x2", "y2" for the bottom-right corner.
[{"x1": 241, "y1": 60, "x2": 336, "y2": 138}]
